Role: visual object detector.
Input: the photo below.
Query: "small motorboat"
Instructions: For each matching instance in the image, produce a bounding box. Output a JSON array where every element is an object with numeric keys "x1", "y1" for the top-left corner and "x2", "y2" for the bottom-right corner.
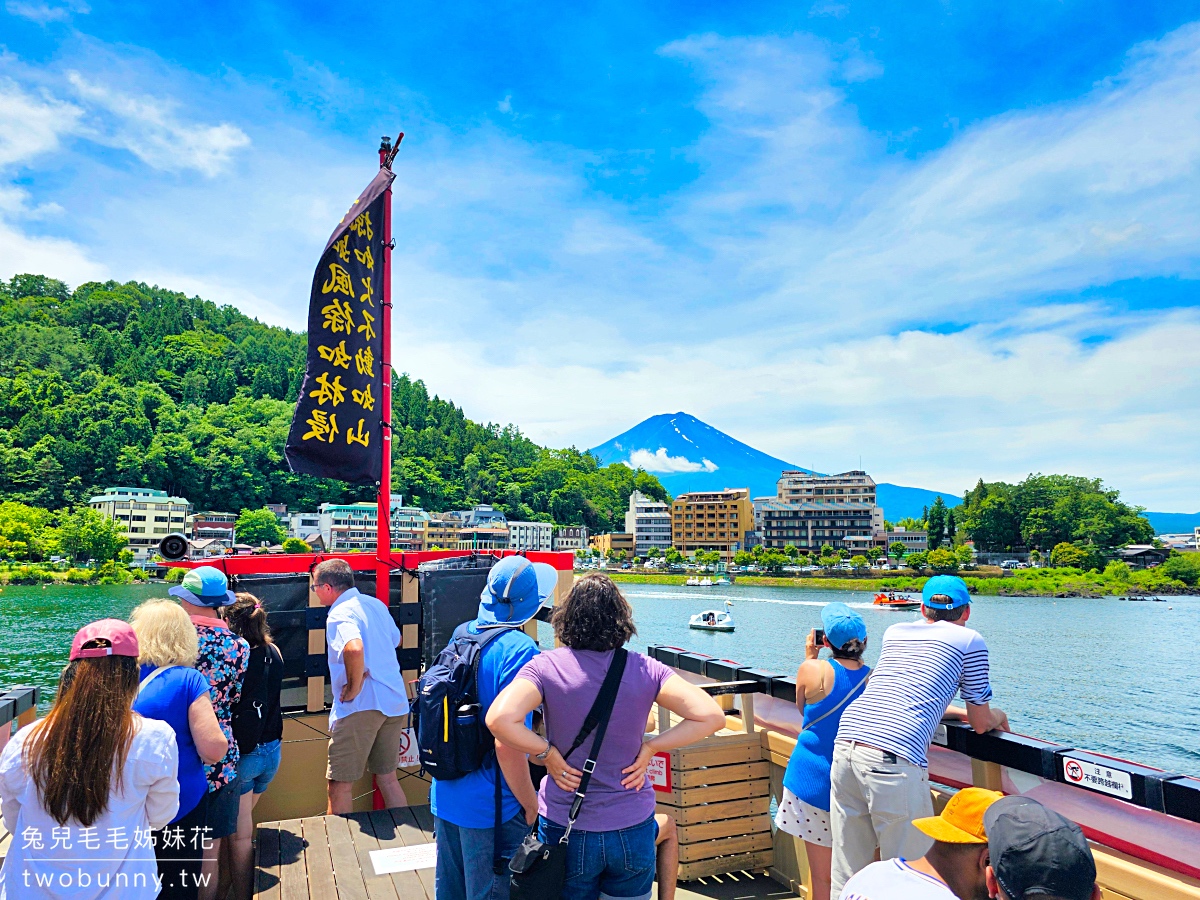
[
  {"x1": 690, "y1": 600, "x2": 735, "y2": 632},
  {"x1": 873, "y1": 591, "x2": 921, "y2": 610},
  {"x1": 714, "y1": 576, "x2": 732, "y2": 586}
]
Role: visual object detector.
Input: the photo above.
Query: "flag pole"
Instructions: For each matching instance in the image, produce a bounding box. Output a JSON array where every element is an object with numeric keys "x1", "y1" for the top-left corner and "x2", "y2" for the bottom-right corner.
[{"x1": 377, "y1": 134, "x2": 401, "y2": 603}]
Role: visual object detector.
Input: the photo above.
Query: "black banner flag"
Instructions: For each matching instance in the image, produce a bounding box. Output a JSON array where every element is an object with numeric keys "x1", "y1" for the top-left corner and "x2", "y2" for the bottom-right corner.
[{"x1": 285, "y1": 167, "x2": 393, "y2": 483}]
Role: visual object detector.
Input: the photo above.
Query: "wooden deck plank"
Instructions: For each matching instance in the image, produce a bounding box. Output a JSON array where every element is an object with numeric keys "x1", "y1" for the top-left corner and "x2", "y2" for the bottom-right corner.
[
  {"x1": 325, "y1": 813, "x2": 371, "y2": 900},
  {"x1": 344, "y1": 812, "x2": 401, "y2": 900},
  {"x1": 278, "y1": 819, "x2": 310, "y2": 900},
  {"x1": 367, "y1": 809, "x2": 433, "y2": 900},
  {"x1": 390, "y1": 807, "x2": 438, "y2": 899},
  {"x1": 302, "y1": 817, "x2": 338, "y2": 900},
  {"x1": 255, "y1": 824, "x2": 282, "y2": 900}
]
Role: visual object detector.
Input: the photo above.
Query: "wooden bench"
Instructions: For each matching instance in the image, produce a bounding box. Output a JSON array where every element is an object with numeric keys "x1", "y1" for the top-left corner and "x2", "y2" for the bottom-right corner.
[{"x1": 255, "y1": 806, "x2": 436, "y2": 900}]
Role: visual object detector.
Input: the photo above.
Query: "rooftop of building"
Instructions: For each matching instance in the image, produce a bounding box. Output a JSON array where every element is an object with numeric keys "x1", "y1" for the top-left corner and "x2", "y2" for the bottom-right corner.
[
  {"x1": 673, "y1": 488, "x2": 751, "y2": 501},
  {"x1": 759, "y1": 500, "x2": 879, "y2": 511}
]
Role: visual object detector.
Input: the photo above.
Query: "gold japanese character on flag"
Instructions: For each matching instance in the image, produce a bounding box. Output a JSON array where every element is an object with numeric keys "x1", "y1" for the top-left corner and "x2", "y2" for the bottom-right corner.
[
  {"x1": 302, "y1": 410, "x2": 339, "y2": 443},
  {"x1": 352, "y1": 383, "x2": 375, "y2": 411},
  {"x1": 354, "y1": 345, "x2": 374, "y2": 377},
  {"x1": 317, "y1": 340, "x2": 351, "y2": 369},
  {"x1": 321, "y1": 299, "x2": 355, "y2": 335},
  {"x1": 354, "y1": 245, "x2": 374, "y2": 270},
  {"x1": 357, "y1": 309, "x2": 376, "y2": 341},
  {"x1": 309, "y1": 372, "x2": 346, "y2": 407},
  {"x1": 322, "y1": 263, "x2": 356, "y2": 298},
  {"x1": 346, "y1": 418, "x2": 370, "y2": 447},
  {"x1": 333, "y1": 235, "x2": 351, "y2": 263},
  {"x1": 349, "y1": 211, "x2": 373, "y2": 241}
]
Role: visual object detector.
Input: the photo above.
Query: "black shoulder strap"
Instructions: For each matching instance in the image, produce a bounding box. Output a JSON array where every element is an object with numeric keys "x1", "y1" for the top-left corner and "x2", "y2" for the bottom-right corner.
[{"x1": 564, "y1": 648, "x2": 628, "y2": 829}]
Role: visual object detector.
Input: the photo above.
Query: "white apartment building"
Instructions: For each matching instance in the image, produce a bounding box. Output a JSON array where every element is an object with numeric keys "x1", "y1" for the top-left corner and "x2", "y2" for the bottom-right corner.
[
  {"x1": 89, "y1": 487, "x2": 190, "y2": 566},
  {"x1": 777, "y1": 470, "x2": 878, "y2": 506},
  {"x1": 508, "y1": 521, "x2": 553, "y2": 552},
  {"x1": 318, "y1": 500, "x2": 429, "y2": 552},
  {"x1": 625, "y1": 490, "x2": 672, "y2": 557},
  {"x1": 553, "y1": 526, "x2": 589, "y2": 552},
  {"x1": 288, "y1": 511, "x2": 322, "y2": 541}
]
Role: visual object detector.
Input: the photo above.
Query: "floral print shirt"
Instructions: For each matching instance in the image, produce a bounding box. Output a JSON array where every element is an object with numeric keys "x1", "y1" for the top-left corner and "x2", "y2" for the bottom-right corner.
[{"x1": 191, "y1": 615, "x2": 250, "y2": 791}]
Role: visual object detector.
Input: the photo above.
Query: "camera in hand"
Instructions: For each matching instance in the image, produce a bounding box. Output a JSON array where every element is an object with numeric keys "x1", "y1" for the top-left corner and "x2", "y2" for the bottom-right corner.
[{"x1": 813, "y1": 628, "x2": 825, "y2": 647}]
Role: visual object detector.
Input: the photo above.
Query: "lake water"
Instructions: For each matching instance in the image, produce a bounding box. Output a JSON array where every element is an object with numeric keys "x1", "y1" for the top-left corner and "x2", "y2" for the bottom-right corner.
[{"x1": 3, "y1": 582, "x2": 1199, "y2": 777}]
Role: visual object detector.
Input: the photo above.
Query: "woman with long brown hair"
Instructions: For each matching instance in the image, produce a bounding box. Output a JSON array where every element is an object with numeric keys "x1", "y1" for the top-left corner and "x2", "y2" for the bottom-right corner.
[
  {"x1": 224, "y1": 593, "x2": 283, "y2": 900},
  {"x1": 0, "y1": 619, "x2": 180, "y2": 898}
]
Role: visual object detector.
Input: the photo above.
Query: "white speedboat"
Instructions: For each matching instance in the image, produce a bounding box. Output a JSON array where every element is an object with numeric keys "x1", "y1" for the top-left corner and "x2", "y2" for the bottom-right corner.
[{"x1": 689, "y1": 600, "x2": 735, "y2": 632}]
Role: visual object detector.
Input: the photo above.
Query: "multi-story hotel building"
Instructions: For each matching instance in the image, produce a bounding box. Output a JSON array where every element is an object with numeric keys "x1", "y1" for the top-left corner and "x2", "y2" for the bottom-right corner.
[
  {"x1": 89, "y1": 487, "x2": 190, "y2": 566},
  {"x1": 777, "y1": 470, "x2": 877, "y2": 505},
  {"x1": 670, "y1": 489, "x2": 754, "y2": 560},
  {"x1": 553, "y1": 525, "x2": 589, "y2": 552},
  {"x1": 425, "y1": 513, "x2": 462, "y2": 549},
  {"x1": 761, "y1": 470, "x2": 885, "y2": 555},
  {"x1": 318, "y1": 500, "x2": 429, "y2": 552},
  {"x1": 508, "y1": 521, "x2": 553, "y2": 552},
  {"x1": 590, "y1": 532, "x2": 635, "y2": 557},
  {"x1": 625, "y1": 490, "x2": 672, "y2": 557}
]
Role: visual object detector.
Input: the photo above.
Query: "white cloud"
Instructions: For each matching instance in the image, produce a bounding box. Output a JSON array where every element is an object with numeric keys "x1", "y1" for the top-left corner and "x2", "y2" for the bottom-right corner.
[
  {"x1": 627, "y1": 448, "x2": 719, "y2": 474},
  {"x1": 0, "y1": 79, "x2": 81, "y2": 167},
  {"x1": 66, "y1": 71, "x2": 250, "y2": 176},
  {"x1": 5, "y1": 0, "x2": 88, "y2": 24}
]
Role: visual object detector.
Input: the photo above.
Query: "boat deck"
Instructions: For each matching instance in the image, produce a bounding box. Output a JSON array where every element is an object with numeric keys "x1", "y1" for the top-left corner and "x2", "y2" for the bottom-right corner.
[{"x1": 253, "y1": 806, "x2": 800, "y2": 900}]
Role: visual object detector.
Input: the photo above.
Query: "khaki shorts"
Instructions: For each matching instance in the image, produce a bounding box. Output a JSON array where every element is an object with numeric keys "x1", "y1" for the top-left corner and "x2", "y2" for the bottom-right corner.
[{"x1": 327, "y1": 710, "x2": 407, "y2": 783}]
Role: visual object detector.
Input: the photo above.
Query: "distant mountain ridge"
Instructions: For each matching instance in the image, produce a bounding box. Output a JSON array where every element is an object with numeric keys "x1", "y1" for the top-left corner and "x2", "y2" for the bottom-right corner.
[
  {"x1": 588, "y1": 412, "x2": 959, "y2": 521},
  {"x1": 590, "y1": 412, "x2": 1197, "y2": 531}
]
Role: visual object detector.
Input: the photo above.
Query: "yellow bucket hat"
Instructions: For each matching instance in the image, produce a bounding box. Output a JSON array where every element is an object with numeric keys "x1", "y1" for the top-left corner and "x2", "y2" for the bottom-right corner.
[{"x1": 912, "y1": 788, "x2": 1004, "y2": 844}]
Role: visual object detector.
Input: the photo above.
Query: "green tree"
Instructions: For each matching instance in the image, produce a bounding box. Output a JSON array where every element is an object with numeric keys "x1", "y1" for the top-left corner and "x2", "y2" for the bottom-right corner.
[
  {"x1": 1049, "y1": 541, "x2": 1090, "y2": 569},
  {"x1": 837, "y1": 548, "x2": 850, "y2": 561},
  {"x1": 927, "y1": 496, "x2": 947, "y2": 550},
  {"x1": 783, "y1": 543, "x2": 799, "y2": 558},
  {"x1": 758, "y1": 550, "x2": 789, "y2": 573},
  {"x1": 733, "y1": 549, "x2": 754, "y2": 567},
  {"x1": 664, "y1": 547, "x2": 683, "y2": 565},
  {"x1": 866, "y1": 546, "x2": 883, "y2": 564},
  {"x1": 906, "y1": 550, "x2": 929, "y2": 571},
  {"x1": 946, "y1": 508, "x2": 957, "y2": 545},
  {"x1": 1162, "y1": 552, "x2": 1200, "y2": 586},
  {"x1": 889, "y1": 541, "x2": 907, "y2": 564},
  {"x1": 0, "y1": 501, "x2": 55, "y2": 560},
  {"x1": 898, "y1": 516, "x2": 926, "y2": 531},
  {"x1": 820, "y1": 543, "x2": 834, "y2": 558},
  {"x1": 954, "y1": 544, "x2": 973, "y2": 567},
  {"x1": 850, "y1": 554, "x2": 869, "y2": 571},
  {"x1": 926, "y1": 548, "x2": 959, "y2": 573},
  {"x1": 58, "y1": 506, "x2": 127, "y2": 564},
  {"x1": 646, "y1": 547, "x2": 661, "y2": 558},
  {"x1": 235, "y1": 508, "x2": 286, "y2": 546},
  {"x1": 281, "y1": 537, "x2": 310, "y2": 553}
]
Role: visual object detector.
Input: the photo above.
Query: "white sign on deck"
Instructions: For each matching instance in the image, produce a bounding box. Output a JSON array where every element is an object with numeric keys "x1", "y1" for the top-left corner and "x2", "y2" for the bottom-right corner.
[
  {"x1": 1061, "y1": 756, "x2": 1133, "y2": 800},
  {"x1": 370, "y1": 842, "x2": 437, "y2": 875},
  {"x1": 398, "y1": 728, "x2": 420, "y2": 769}
]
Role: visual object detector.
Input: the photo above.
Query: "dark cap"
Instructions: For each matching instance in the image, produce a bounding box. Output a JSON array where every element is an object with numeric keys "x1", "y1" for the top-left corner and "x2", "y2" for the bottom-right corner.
[{"x1": 984, "y1": 796, "x2": 1096, "y2": 900}]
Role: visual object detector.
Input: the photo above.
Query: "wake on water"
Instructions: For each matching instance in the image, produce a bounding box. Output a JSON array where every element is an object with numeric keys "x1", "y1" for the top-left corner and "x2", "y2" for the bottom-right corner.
[{"x1": 620, "y1": 590, "x2": 877, "y2": 610}]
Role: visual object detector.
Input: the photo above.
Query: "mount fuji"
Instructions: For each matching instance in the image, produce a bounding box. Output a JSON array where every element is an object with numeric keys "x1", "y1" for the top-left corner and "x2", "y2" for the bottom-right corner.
[{"x1": 588, "y1": 412, "x2": 958, "y2": 522}]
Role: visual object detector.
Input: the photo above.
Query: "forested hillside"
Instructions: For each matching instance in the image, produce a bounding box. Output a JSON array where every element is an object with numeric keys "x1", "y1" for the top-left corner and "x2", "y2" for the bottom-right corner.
[{"x1": 0, "y1": 274, "x2": 665, "y2": 531}]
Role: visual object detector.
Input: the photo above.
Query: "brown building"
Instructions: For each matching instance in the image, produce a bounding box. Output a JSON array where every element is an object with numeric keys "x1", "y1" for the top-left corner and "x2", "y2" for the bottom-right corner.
[
  {"x1": 424, "y1": 514, "x2": 461, "y2": 549},
  {"x1": 590, "y1": 532, "x2": 635, "y2": 557},
  {"x1": 671, "y1": 489, "x2": 754, "y2": 560}
]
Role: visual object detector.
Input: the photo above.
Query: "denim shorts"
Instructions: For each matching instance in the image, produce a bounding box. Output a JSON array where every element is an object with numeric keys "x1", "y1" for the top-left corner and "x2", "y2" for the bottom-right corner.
[
  {"x1": 538, "y1": 814, "x2": 657, "y2": 900},
  {"x1": 208, "y1": 775, "x2": 242, "y2": 839},
  {"x1": 237, "y1": 739, "x2": 282, "y2": 796}
]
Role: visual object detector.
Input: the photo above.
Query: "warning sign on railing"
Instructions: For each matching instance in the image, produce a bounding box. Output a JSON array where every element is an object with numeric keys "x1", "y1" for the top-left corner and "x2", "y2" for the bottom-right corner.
[
  {"x1": 1062, "y1": 756, "x2": 1133, "y2": 800},
  {"x1": 398, "y1": 728, "x2": 420, "y2": 769},
  {"x1": 648, "y1": 752, "x2": 672, "y2": 792}
]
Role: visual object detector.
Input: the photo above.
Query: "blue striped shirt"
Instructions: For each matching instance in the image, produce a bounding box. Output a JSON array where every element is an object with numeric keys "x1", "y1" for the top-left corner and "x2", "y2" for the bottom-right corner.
[{"x1": 835, "y1": 620, "x2": 992, "y2": 767}]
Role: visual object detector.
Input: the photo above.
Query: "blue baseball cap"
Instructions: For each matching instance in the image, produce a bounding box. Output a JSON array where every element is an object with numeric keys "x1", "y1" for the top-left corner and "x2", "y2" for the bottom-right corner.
[
  {"x1": 821, "y1": 602, "x2": 867, "y2": 649},
  {"x1": 168, "y1": 565, "x2": 236, "y2": 608},
  {"x1": 478, "y1": 556, "x2": 558, "y2": 626},
  {"x1": 922, "y1": 574, "x2": 972, "y2": 609}
]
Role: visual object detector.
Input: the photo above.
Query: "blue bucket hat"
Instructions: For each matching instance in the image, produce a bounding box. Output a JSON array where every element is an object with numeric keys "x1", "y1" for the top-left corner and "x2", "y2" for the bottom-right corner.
[
  {"x1": 821, "y1": 602, "x2": 867, "y2": 649},
  {"x1": 168, "y1": 565, "x2": 236, "y2": 608},
  {"x1": 478, "y1": 556, "x2": 558, "y2": 626},
  {"x1": 922, "y1": 574, "x2": 972, "y2": 610}
]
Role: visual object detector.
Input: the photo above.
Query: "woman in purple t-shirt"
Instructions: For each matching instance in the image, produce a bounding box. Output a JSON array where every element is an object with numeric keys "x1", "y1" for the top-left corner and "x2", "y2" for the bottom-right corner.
[{"x1": 488, "y1": 575, "x2": 724, "y2": 900}]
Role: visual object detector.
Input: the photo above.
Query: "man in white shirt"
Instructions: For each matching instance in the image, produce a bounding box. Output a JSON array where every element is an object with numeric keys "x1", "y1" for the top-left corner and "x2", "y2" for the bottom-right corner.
[
  {"x1": 830, "y1": 576, "x2": 1010, "y2": 896},
  {"x1": 315, "y1": 558, "x2": 409, "y2": 814},
  {"x1": 838, "y1": 787, "x2": 1001, "y2": 900}
]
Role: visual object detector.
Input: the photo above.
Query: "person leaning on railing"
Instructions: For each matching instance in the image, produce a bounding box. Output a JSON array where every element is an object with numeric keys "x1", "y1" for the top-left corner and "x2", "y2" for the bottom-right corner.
[
  {"x1": 775, "y1": 603, "x2": 871, "y2": 900},
  {"x1": 130, "y1": 598, "x2": 230, "y2": 900},
  {"x1": 0, "y1": 620, "x2": 180, "y2": 899},
  {"x1": 487, "y1": 574, "x2": 726, "y2": 900},
  {"x1": 828, "y1": 575, "x2": 1010, "y2": 898}
]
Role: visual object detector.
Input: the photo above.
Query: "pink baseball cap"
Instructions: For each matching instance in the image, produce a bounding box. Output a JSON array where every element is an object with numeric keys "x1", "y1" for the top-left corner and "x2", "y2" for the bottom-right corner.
[{"x1": 69, "y1": 619, "x2": 140, "y2": 660}]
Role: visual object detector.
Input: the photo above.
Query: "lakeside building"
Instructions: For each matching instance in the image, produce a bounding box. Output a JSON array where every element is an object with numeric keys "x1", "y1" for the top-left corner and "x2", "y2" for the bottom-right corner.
[
  {"x1": 591, "y1": 532, "x2": 635, "y2": 557},
  {"x1": 670, "y1": 489, "x2": 755, "y2": 561},
  {"x1": 190, "y1": 511, "x2": 237, "y2": 552},
  {"x1": 287, "y1": 510, "x2": 322, "y2": 547},
  {"x1": 90, "y1": 487, "x2": 191, "y2": 566},
  {"x1": 1115, "y1": 545, "x2": 1171, "y2": 569},
  {"x1": 457, "y1": 525, "x2": 509, "y2": 551},
  {"x1": 887, "y1": 528, "x2": 929, "y2": 553},
  {"x1": 760, "y1": 500, "x2": 877, "y2": 555},
  {"x1": 553, "y1": 525, "x2": 589, "y2": 552},
  {"x1": 777, "y1": 469, "x2": 877, "y2": 505},
  {"x1": 425, "y1": 513, "x2": 462, "y2": 549},
  {"x1": 508, "y1": 521, "x2": 553, "y2": 552},
  {"x1": 318, "y1": 500, "x2": 429, "y2": 552},
  {"x1": 455, "y1": 505, "x2": 507, "y2": 528},
  {"x1": 625, "y1": 490, "x2": 672, "y2": 557}
]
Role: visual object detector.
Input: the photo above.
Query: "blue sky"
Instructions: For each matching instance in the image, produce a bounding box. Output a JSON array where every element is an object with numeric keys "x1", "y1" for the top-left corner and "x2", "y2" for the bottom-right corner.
[{"x1": 3, "y1": 1, "x2": 1200, "y2": 510}]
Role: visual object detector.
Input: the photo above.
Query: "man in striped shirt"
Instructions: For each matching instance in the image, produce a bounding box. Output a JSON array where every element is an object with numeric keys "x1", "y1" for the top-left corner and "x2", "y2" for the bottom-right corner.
[{"x1": 829, "y1": 575, "x2": 1010, "y2": 897}]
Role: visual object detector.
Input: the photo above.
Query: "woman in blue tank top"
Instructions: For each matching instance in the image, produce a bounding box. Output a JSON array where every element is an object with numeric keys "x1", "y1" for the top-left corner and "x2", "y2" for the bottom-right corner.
[{"x1": 776, "y1": 603, "x2": 869, "y2": 900}]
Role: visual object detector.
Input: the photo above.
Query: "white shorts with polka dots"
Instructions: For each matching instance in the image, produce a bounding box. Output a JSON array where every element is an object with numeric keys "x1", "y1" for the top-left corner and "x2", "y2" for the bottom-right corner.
[{"x1": 774, "y1": 787, "x2": 832, "y2": 847}]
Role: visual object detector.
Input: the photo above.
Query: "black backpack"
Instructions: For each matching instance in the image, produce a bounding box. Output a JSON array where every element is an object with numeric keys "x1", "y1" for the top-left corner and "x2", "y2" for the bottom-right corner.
[{"x1": 415, "y1": 622, "x2": 520, "y2": 780}]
